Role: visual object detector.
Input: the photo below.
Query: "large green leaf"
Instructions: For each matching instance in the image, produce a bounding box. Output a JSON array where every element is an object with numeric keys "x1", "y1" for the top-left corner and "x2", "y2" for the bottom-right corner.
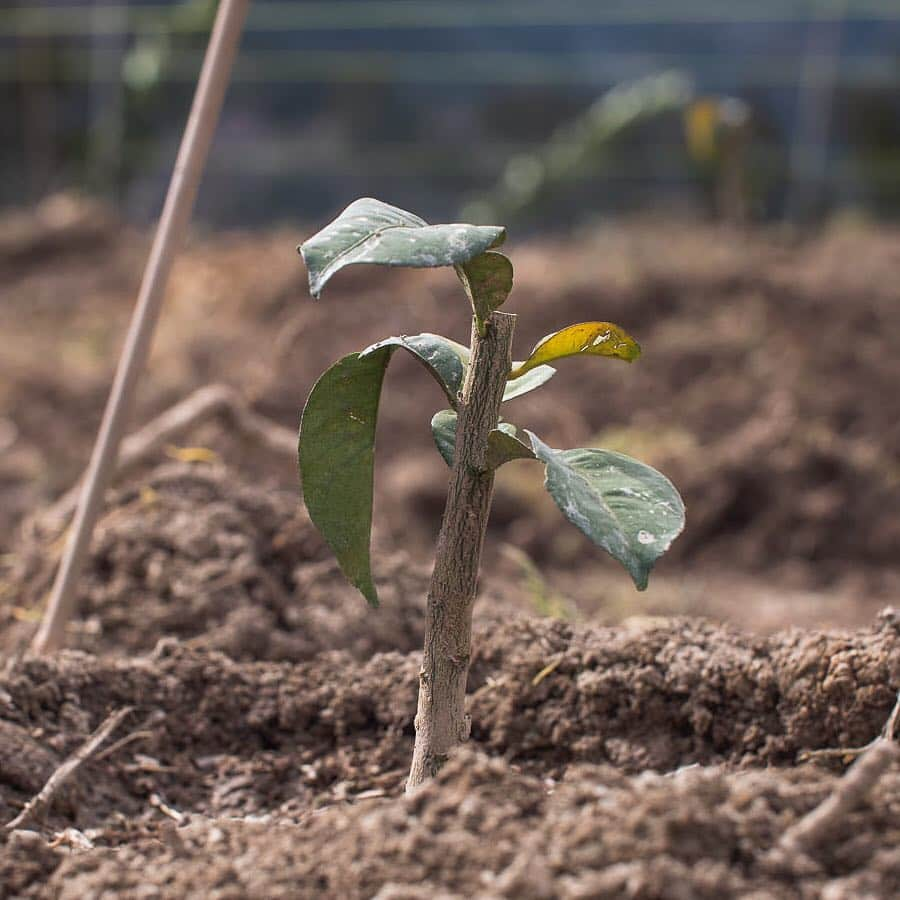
[
  {"x1": 360, "y1": 333, "x2": 468, "y2": 407},
  {"x1": 299, "y1": 350, "x2": 389, "y2": 607},
  {"x1": 527, "y1": 432, "x2": 684, "y2": 590},
  {"x1": 298, "y1": 330, "x2": 483, "y2": 606},
  {"x1": 431, "y1": 409, "x2": 535, "y2": 469},
  {"x1": 455, "y1": 250, "x2": 514, "y2": 333},
  {"x1": 299, "y1": 197, "x2": 506, "y2": 298},
  {"x1": 510, "y1": 322, "x2": 640, "y2": 379}
]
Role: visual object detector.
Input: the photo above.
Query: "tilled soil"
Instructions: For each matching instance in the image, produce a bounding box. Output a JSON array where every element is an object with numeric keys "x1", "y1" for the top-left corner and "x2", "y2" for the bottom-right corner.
[
  {"x1": 1, "y1": 463, "x2": 439, "y2": 661},
  {"x1": 1, "y1": 467, "x2": 898, "y2": 897},
  {"x1": 2, "y1": 196, "x2": 899, "y2": 622},
  {"x1": 0, "y1": 613, "x2": 898, "y2": 898},
  {"x1": 16, "y1": 755, "x2": 899, "y2": 900},
  {"x1": 3, "y1": 201, "x2": 900, "y2": 896}
]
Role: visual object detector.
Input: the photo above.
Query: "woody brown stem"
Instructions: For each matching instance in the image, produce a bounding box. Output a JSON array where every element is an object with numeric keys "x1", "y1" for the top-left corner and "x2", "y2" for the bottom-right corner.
[{"x1": 406, "y1": 311, "x2": 516, "y2": 791}]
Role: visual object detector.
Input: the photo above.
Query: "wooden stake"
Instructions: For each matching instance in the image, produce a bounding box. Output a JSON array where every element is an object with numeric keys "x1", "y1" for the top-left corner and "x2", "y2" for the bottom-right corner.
[{"x1": 31, "y1": 0, "x2": 250, "y2": 654}]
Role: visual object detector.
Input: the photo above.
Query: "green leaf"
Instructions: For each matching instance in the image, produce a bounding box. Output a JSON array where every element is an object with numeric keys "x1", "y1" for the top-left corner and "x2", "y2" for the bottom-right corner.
[
  {"x1": 445, "y1": 344, "x2": 555, "y2": 403},
  {"x1": 299, "y1": 350, "x2": 390, "y2": 606},
  {"x1": 360, "y1": 334, "x2": 553, "y2": 405},
  {"x1": 298, "y1": 330, "x2": 478, "y2": 606},
  {"x1": 488, "y1": 424, "x2": 538, "y2": 470},
  {"x1": 455, "y1": 250, "x2": 513, "y2": 333},
  {"x1": 527, "y1": 432, "x2": 684, "y2": 591},
  {"x1": 360, "y1": 333, "x2": 468, "y2": 407},
  {"x1": 510, "y1": 322, "x2": 640, "y2": 379},
  {"x1": 299, "y1": 197, "x2": 506, "y2": 299},
  {"x1": 431, "y1": 409, "x2": 535, "y2": 469},
  {"x1": 502, "y1": 364, "x2": 556, "y2": 401},
  {"x1": 430, "y1": 409, "x2": 458, "y2": 467}
]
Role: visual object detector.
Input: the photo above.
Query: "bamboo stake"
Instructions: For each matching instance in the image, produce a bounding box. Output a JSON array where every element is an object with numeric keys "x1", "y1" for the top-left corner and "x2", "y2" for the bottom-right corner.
[{"x1": 31, "y1": 0, "x2": 250, "y2": 654}]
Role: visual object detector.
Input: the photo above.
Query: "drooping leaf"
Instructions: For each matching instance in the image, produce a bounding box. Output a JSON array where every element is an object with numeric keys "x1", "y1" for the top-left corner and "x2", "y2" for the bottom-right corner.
[
  {"x1": 510, "y1": 322, "x2": 640, "y2": 379},
  {"x1": 299, "y1": 350, "x2": 390, "y2": 606},
  {"x1": 431, "y1": 409, "x2": 535, "y2": 469},
  {"x1": 360, "y1": 333, "x2": 468, "y2": 407},
  {"x1": 502, "y1": 364, "x2": 556, "y2": 401},
  {"x1": 299, "y1": 197, "x2": 506, "y2": 299},
  {"x1": 527, "y1": 432, "x2": 684, "y2": 591},
  {"x1": 298, "y1": 331, "x2": 482, "y2": 606},
  {"x1": 455, "y1": 250, "x2": 514, "y2": 333}
]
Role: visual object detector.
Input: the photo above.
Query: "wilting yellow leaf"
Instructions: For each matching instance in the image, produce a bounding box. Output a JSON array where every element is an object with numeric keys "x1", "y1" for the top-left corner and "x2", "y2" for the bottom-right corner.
[
  {"x1": 509, "y1": 322, "x2": 640, "y2": 379},
  {"x1": 164, "y1": 445, "x2": 219, "y2": 464}
]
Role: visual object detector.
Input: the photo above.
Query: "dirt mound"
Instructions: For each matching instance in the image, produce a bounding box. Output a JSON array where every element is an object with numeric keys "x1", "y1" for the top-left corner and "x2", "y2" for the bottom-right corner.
[
  {"x1": 0, "y1": 614, "x2": 895, "y2": 821},
  {"x1": 485, "y1": 227, "x2": 900, "y2": 599},
  {"x1": 1, "y1": 613, "x2": 898, "y2": 898},
  {"x1": 4, "y1": 202, "x2": 900, "y2": 897},
  {"x1": 15, "y1": 753, "x2": 898, "y2": 900},
  {"x1": 470, "y1": 612, "x2": 900, "y2": 772},
  {"x1": 3, "y1": 201, "x2": 899, "y2": 616},
  {"x1": 2, "y1": 462, "x2": 433, "y2": 662}
]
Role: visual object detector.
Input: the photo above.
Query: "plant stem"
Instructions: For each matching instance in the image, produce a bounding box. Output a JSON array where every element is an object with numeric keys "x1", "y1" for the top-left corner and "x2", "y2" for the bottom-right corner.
[{"x1": 407, "y1": 311, "x2": 516, "y2": 791}]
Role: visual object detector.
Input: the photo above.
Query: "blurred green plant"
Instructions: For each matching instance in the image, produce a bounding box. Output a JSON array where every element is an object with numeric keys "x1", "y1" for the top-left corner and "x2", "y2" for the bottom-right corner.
[
  {"x1": 295, "y1": 197, "x2": 685, "y2": 789},
  {"x1": 463, "y1": 71, "x2": 755, "y2": 225},
  {"x1": 123, "y1": 0, "x2": 217, "y2": 92}
]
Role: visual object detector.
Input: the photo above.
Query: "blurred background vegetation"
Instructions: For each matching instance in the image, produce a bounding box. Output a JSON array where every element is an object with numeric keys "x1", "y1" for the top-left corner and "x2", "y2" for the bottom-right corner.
[{"x1": 2, "y1": 0, "x2": 900, "y2": 228}]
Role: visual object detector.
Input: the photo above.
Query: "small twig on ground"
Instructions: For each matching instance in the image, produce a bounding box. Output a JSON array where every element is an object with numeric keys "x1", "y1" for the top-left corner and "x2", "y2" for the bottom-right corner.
[
  {"x1": 149, "y1": 793, "x2": 185, "y2": 824},
  {"x1": 49, "y1": 828, "x2": 94, "y2": 851},
  {"x1": 799, "y1": 690, "x2": 900, "y2": 763},
  {"x1": 4, "y1": 707, "x2": 133, "y2": 831},
  {"x1": 94, "y1": 728, "x2": 155, "y2": 762},
  {"x1": 882, "y1": 689, "x2": 900, "y2": 740},
  {"x1": 769, "y1": 691, "x2": 900, "y2": 868},
  {"x1": 777, "y1": 739, "x2": 898, "y2": 859}
]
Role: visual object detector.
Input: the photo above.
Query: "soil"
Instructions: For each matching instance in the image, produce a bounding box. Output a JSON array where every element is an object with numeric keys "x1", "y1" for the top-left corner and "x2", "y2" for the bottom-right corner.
[
  {"x1": 1, "y1": 196, "x2": 899, "y2": 896},
  {"x1": 0, "y1": 612, "x2": 898, "y2": 898},
  {"x1": 1, "y1": 462, "x2": 438, "y2": 662},
  {"x1": 3, "y1": 194, "x2": 899, "y2": 622}
]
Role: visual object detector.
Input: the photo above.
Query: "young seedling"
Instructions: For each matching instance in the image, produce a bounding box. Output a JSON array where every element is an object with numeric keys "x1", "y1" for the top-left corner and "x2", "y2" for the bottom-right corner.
[{"x1": 297, "y1": 198, "x2": 685, "y2": 791}]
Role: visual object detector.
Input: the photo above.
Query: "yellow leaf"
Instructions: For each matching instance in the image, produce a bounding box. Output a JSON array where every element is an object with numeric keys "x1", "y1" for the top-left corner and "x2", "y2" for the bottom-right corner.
[
  {"x1": 11, "y1": 605, "x2": 43, "y2": 623},
  {"x1": 140, "y1": 486, "x2": 160, "y2": 506},
  {"x1": 509, "y1": 322, "x2": 640, "y2": 379},
  {"x1": 164, "y1": 445, "x2": 219, "y2": 464},
  {"x1": 685, "y1": 99, "x2": 719, "y2": 162}
]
